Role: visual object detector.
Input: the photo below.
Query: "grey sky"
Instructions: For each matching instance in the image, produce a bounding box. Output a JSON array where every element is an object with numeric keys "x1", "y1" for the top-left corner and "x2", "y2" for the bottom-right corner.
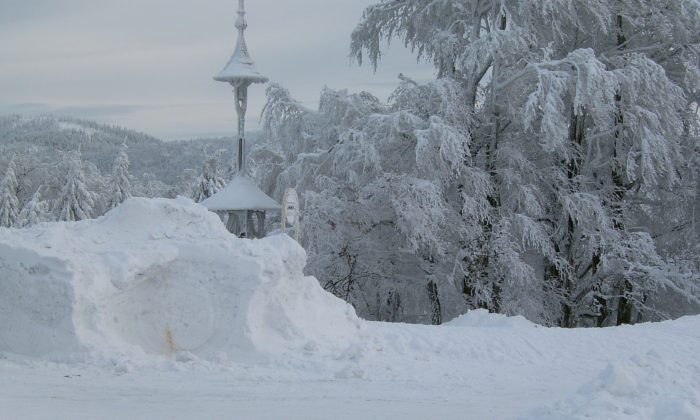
[{"x1": 0, "y1": 0, "x2": 435, "y2": 140}]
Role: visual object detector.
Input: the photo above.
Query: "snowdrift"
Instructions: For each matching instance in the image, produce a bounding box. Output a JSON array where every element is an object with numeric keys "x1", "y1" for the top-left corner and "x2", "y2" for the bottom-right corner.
[
  {"x1": 0, "y1": 197, "x2": 361, "y2": 361},
  {"x1": 444, "y1": 309, "x2": 535, "y2": 329}
]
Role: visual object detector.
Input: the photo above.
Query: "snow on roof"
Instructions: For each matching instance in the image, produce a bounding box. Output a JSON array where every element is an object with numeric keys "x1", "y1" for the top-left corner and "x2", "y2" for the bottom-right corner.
[
  {"x1": 213, "y1": 0, "x2": 268, "y2": 85},
  {"x1": 201, "y1": 176, "x2": 281, "y2": 211},
  {"x1": 213, "y1": 44, "x2": 268, "y2": 84},
  {"x1": 214, "y1": 49, "x2": 268, "y2": 84}
]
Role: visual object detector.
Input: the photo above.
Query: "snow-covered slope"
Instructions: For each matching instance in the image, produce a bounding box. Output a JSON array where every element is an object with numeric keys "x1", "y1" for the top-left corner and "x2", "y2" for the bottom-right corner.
[{"x1": 0, "y1": 197, "x2": 698, "y2": 419}]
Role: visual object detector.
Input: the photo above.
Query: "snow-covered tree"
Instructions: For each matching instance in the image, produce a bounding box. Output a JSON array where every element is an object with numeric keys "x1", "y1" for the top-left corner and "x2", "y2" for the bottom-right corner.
[
  {"x1": 17, "y1": 187, "x2": 50, "y2": 227},
  {"x1": 251, "y1": 80, "x2": 481, "y2": 324},
  {"x1": 191, "y1": 150, "x2": 226, "y2": 203},
  {"x1": 108, "y1": 144, "x2": 132, "y2": 209},
  {"x1": 55, "y1": 152, "x2": 95, "y2": 222},
  {"x1": 248, "y1": 0, "x2": 700, "y2": 326},
  {"x1": 0, "y1": 159, "x2": 20, "y2": 228},
  {"x1": 349, "y1": 0, "x2": 700, "y2": 326}
]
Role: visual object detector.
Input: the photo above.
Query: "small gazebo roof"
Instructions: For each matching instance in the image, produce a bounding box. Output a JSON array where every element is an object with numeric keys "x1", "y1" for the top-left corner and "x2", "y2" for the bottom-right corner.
[
  {"x1": 214, "y1": 48, "x2": 268, "y2": 84},
  {"x1": 213, "y1": 0, "x2": 268, "y2": 85},
  {"x1": 201, "y1": 176, "x2": 281, "y2": 212}
]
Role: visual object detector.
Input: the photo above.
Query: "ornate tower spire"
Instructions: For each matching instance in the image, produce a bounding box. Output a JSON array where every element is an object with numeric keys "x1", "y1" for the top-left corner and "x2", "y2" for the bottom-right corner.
[
  {"x1": 235, "y1": 0, "x2": 247, "y2": 35},
  {"x1": 203, "y1": 0, "x2": 281, "y2": 240},
  {"x1": 232, "y1": 0, "x2": 251, "y2": 73},
  {"x1": 214, "y1": 0, "x2": 268, "y2": 175}
]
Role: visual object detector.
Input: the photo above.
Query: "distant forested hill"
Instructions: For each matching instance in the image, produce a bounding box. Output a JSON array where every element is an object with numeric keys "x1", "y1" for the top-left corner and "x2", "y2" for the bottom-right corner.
[{"x1": 0, "y1": 115, "x2": 245, "y2": 212}]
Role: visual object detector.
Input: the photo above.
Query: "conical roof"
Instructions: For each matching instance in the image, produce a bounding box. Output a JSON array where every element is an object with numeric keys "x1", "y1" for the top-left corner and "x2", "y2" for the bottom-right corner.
[
  {"x1": 214, "y1": 0, "x2": 268, "y2": 85},
  {"x1": 201, "y1": 176, "x2": 281, "y2": 212}
]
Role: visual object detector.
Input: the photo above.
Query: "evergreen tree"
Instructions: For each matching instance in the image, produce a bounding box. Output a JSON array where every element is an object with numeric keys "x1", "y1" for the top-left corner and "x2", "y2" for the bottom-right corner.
[
  {"x1": 0, "y1": 159, "x2": 20, "y2": 228},
  {"x1": 108, "y1": 144, "x2": 132, "y2": 209},
  {"x1": 55, "y1": 152, "x2": 95, "y2": 222},
  {"x1": 18, "y1": 187, "x2": 49, "y2": 227},
  {"x1": 191, "y1": 150, "x2": 226, "y2": 203}
]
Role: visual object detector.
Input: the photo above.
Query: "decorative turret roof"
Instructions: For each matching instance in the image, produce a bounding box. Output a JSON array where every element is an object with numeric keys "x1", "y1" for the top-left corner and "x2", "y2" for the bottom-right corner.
[
  {"x1": 214, "y1": 0, "x2": 269, "y2": 85},
  {"x1": 201, "y1": 176, "x2": 281, "y2": 212}
]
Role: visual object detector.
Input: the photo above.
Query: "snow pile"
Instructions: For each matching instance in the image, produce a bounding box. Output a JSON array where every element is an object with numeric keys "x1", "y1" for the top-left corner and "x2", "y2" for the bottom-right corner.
[
  {"x1": 0, "y1": 197, "x2": 361, "y2": 361},
  {"x1": 526, "y1": 348, "x2": 700, "y2": 419},
  {"x1": 444, "y1": 309, "x2": 535, "y2": 329}
]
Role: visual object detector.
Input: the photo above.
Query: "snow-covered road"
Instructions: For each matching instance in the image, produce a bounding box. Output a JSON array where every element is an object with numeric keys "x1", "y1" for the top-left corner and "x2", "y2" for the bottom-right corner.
[
  {"x1": 2, "y1": 314, "x2": 699, "y2": 420},
  {"x1": 0, "y1": 368, "x2": 481, "y2": 420}
]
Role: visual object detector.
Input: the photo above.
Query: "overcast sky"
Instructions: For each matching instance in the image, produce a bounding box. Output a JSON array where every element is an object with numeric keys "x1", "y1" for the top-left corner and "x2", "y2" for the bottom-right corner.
[{"x1": 0, "y1": 0, "x2": 435, "y2": 140}]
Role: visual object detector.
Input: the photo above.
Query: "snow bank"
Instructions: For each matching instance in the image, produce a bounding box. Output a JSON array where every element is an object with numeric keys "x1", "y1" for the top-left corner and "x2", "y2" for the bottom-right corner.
[
  {"x1": 444, "y1": 309, "x2": 535, "y2": 329},
  {"x1": 526, "y1": 349, "x2": 700, "y2": 419},
  {"x1": 0, "y1": 197, "x2": 361, "y2": 361}
]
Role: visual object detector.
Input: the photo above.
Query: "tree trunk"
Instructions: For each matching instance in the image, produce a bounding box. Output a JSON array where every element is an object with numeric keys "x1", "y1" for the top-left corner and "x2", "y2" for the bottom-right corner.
[
  {"x1": 479, "y1": 11, "x2": 508, "y2": 314},
  {"x1": 612, "y1": 11, "x2": 635, "y2": 325},
  {"x1": 427, "y1": 280, "x2": 442, "y2": 325}
]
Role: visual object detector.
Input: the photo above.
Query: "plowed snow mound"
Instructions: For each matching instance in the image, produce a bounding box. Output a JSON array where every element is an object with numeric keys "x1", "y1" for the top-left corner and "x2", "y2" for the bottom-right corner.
[
  {"x1": 444, "y1": 309, "x2": 535, "y2": 328},
  {"x1": 0, "y1": 198, "x2": 362, "y2": 361}
]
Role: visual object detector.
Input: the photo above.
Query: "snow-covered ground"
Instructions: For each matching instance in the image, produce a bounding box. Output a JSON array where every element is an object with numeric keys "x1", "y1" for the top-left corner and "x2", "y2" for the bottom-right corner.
[{"x1": 1, "y1": 198, "x2": 698, "y2": 420}]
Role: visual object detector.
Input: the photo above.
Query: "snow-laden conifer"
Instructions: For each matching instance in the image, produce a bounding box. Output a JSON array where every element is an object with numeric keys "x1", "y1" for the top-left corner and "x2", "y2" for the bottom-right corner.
[
  {"x1": 55, "y1": 152, "x2": 95, "y2": 222},
  {"x1": 18, "y1": 187, "x2": 49, "y2": 227},
  {"x1": 191, "y1": 151, "x2": 226, "y2": 203},
  {"x1": 0, "y1": 159, "x2": 20, "y2": 228},
  {"x1": 108, "y1": 144, "x2": 132, "y2": 209}
]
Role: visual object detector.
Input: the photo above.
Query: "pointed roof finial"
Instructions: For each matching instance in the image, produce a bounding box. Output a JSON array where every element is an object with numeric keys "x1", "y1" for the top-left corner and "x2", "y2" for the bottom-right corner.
[
  {"x1": 235, "y1": 0, "x2": 247, "y2": 31},
  {"x1": 214, "y1": 0, "x2": 268, "y2": 85}
]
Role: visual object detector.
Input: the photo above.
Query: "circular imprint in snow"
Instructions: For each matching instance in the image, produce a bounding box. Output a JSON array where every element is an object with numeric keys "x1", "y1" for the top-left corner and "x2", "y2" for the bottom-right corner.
[{"x1": 106, "y1": 264, "x2": 216, "y2": 354}]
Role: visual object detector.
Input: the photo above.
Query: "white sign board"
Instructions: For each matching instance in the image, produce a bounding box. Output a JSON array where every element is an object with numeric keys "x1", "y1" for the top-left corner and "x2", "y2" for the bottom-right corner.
[{"x1": 281, "y1": 188, "x2": 300, "y2": 242}]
